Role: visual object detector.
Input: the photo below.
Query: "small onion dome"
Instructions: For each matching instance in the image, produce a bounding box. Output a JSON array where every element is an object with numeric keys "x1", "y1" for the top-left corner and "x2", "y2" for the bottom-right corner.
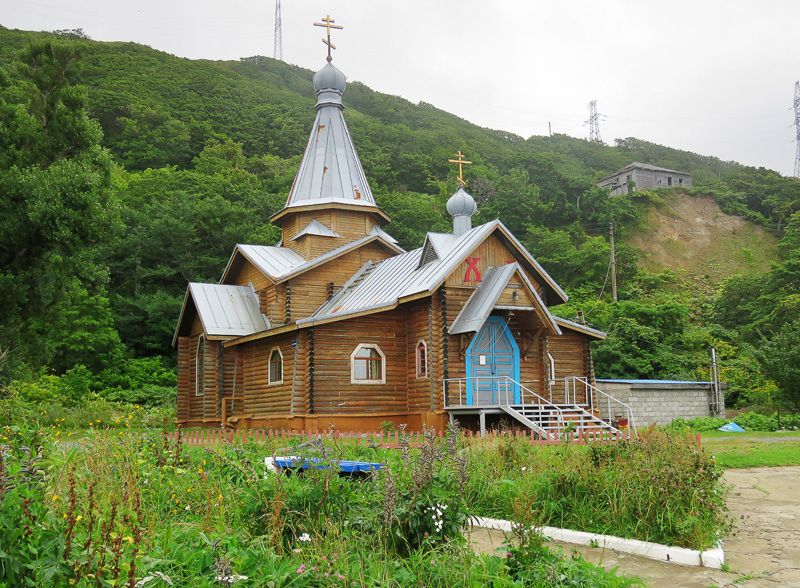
[
  {"x1": 446, "y1": 187, "x2": 477, "y2": 217},
  {"x1": 313, "y1": 62, "x2": 347, "y2": 94}
]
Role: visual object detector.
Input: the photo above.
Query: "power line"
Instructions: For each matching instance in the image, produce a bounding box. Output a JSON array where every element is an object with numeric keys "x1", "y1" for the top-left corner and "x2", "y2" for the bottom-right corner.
[
  {"x1": 794, "y1": 81, "x2": 800, "y2": 177},
  {"x1": 273, "y1": 0, "x2": 283, "y2": 61}
]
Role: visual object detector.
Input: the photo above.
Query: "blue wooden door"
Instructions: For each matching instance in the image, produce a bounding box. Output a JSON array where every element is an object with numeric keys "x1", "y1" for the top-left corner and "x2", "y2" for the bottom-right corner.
[{"x1": 466, "y1": 316, "x2": 520, "y2": 405}]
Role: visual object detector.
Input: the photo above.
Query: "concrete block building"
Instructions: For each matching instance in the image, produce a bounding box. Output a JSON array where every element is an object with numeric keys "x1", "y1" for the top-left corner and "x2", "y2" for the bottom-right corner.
[{"x1": 598, "y1": 162, "x2": 692, "y2": 196}]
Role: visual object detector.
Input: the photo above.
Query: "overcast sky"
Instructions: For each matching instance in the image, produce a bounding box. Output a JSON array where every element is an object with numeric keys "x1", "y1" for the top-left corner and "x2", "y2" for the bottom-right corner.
[{"x1": 4, "y1": 0, "x2": 800, "y2": 175}]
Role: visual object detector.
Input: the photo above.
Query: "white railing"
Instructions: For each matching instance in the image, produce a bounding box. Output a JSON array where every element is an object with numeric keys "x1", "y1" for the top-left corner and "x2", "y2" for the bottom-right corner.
[
  {"x1": 442, "y1": 376, "x2": 567, "y2": 435},
  {"x1": 565, "y1": 376, "x2": 637, "y2": 432}
]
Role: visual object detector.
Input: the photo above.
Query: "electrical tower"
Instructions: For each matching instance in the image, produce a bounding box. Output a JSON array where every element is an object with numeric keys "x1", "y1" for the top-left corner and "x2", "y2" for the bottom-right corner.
[
  {"x1": 794, "y1": 81, "x2": 800, "y2": 177},
  {"x1": 586, "y1": 99, "x2": 602, "y2": 143},
  {"x1": 273, "y1": 0, "x2": 283, "y2": 61}
]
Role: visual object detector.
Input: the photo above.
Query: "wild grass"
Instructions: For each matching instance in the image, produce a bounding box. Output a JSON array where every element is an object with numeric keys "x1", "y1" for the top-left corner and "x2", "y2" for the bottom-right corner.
[
  {"x1": 464, "y1": 428, "x2": 730, "y2": 550},
  {"x1": 0, "y1": 424, "x2": 639, "y2": 587}
]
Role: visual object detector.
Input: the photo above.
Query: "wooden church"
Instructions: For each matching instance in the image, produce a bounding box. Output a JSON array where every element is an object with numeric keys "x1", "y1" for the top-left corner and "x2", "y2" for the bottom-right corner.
[{"x1": 174, "y1": 24, "x2": 621, "y2": 435}]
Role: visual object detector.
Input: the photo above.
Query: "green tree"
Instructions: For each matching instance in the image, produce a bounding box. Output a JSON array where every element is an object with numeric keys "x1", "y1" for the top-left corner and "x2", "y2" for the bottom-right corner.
[
  {"x1": 0, "y1": 40, "x2": 120, "y2": 377},
  {"x1": 759, "y1": 320, "x2": 800, "y2": 408}
]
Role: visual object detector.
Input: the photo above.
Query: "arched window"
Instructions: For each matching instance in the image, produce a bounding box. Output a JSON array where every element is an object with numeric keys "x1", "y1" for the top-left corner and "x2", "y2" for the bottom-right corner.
[
  {"x1": 195, "y1": 335, "x2": 206, "y2": 396},
  {"x1": 268, "y1": 347, "x2": 283, "y2": 385},
  {"x1": 416, "y1": 339, "x2": 428, "y2": 379},
  {"x1": 351, "y1": 344, "x2": 386, "y2": 384}
]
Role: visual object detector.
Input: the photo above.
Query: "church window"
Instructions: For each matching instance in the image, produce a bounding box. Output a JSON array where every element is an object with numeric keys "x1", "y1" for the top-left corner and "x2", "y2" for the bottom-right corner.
[
  {"x1": 416, "y1": 340, "x2": 428, "y2": 379},
  {"x1": 269, "y1": 347, "x2": 283, "y2": 385},
  {"x1": 195, "y1": 336, "x2": 206, "y2": 396},
  {"x1": 351, "y1": 344, "x2": 386, "y2": 384}
]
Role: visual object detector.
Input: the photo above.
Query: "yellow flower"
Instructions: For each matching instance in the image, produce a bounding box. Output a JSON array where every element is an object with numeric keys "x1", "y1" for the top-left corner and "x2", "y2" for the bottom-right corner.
[
  {"x1": 51, "y1": 494, "x2": 59, "y2": 502},
  {"x1": 76, "y1": 515, "x2": 83, "y2": 522},
  {"x1": 197, "y1": 468, "x2": 203, "y2": 474},
  {"x1": 123, "y1": 536, "x2": 134, "y2": 544}
]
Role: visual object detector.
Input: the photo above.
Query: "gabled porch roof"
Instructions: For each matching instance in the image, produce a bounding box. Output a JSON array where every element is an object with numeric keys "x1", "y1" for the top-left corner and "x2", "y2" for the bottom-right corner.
[
  {"x1": 172, "y1": 283, "x2": 269, "y2": 346},
  {"x1": 449, "y1": 263, "x2": 561, "y2": 336}
]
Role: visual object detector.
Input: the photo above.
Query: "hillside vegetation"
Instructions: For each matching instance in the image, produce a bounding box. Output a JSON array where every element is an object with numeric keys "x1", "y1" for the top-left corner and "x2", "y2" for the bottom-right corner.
[{"x1": 0, "y1": 27, "x2": 799, "y2": 413}]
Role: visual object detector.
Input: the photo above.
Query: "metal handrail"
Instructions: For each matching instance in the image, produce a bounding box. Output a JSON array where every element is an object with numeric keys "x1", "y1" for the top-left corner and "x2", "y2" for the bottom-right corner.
[
  {"x1": 442, "y1": 376, "x2": 567, "y2": 437},
  {"x1": 566, "y1": 376, "x2": 636, "y2": 433}
]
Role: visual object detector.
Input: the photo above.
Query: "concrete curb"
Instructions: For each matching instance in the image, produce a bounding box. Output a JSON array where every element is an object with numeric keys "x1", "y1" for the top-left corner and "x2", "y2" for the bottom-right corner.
[{"x1": 472, "y1": 516, "x2": 725, "y2": 569}]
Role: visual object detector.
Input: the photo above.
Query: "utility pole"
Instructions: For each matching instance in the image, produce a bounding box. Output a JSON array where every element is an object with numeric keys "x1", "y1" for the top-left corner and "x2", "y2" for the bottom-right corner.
[
  {"x1": 794, "y1": 81, "x2": 800, "y2": 178},
  {"x1": 710, "y1": 347, "x2": 721, "y2": 416},
  {"x1": 609, "y1": 221, "x2": 618, "y2": 302},
  {"x1": 273, "y1": 0, "x2": 283, "y2": 61},
  {"x1": 548, "y1": 121, "x2": 552, "y2": 137},
  {"x1": 586, "y1": 99, "x2": 603, "y2": 143}
]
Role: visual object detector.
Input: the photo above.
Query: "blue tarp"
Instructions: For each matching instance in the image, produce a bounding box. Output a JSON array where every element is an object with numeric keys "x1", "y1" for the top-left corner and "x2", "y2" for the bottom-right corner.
[
  {"x1": 718, "y1": 422, "x2": 746, "y2": 432},
  {"x1": 273, "y1": 457, "x2": 383, "y2": 473}
]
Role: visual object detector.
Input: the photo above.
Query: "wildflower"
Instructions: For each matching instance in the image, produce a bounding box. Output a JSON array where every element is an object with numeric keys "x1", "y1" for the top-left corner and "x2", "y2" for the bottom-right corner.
[
  {"x1": 51, "y1": 494, "x2": 59, "y2": 502},
  {"x1": 299, "y1": 532, "x2": 311, "y2": 542},
  {"x1": 293, "y1": 548, "x2": 302, "y2": 554},
  {"x1": 185, "y1": 504, "x2": 191, "y2": 511},
  {"x1": 76, "y1": 515, "x2": 83, "y2": 522},
  {"x1": 124, "y1": 536, "x2": 134, "y2": 544},
  {"x1": 296, "y1": 564, "x2": 306, "y2": 574}
]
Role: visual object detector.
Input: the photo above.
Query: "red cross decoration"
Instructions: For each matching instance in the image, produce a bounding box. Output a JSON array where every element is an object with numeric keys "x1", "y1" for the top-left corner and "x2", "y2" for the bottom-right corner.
[{"x1": 464, "y1": 256, "x2": 482, "y2": 282}]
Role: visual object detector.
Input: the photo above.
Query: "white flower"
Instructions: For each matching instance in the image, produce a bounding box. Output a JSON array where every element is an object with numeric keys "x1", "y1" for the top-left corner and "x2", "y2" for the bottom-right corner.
[
  {"x1": 299, "y1": 532, "x2": 311, "y2": 542},
  {"x1": 184, "y1": 504, "x2": 191, "y2": 511}
]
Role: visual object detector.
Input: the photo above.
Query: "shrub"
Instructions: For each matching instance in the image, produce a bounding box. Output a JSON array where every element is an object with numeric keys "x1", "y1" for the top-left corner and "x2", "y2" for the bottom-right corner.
[
  {"x1": 466, "y1": 429, "x2": 730, "y2": 549},
  {"x1": 668, "y1": 413, "x2": 800, "y2": 432}
]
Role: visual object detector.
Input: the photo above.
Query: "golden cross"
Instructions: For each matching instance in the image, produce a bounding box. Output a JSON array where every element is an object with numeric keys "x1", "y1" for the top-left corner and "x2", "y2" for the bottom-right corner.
[
  {"x1": 314, "y1": 15, "x2": 343, "y2": 62},
  {"x1": 448, "y1": 150, "x2": 472, "y2": 186}
]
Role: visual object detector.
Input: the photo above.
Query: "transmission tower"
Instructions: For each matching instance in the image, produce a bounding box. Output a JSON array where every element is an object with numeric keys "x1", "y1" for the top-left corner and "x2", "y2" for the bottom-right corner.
[
  {"x1": 273, "y1": 0, "x2": 283, "y2": 61},
  {"x1": 794, "y1": 81, "x2": 800, "y2": 177},
  {"x1": 586, "y1": 99, "x2": 602, "y2": 143}
]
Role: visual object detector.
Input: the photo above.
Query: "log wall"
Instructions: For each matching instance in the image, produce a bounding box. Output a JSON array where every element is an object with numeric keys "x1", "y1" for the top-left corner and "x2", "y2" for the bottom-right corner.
[
  {"x1": 312, "y1": 310, "x2": 408, "y2": 414},
  {"x1": 242, "y1": 333, "x2": 302, "y2": 417},
  {"x1": 281, "y1": 209, "x2": 381, "y2": 257}
]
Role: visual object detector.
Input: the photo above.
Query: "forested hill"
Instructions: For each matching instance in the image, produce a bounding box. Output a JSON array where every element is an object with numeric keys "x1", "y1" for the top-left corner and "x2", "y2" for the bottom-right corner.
[
  {"x1": 1, "y1": 27, "x2": 799, "y2": 410},
  {"x1": 0, "y1": 26, "x2": 796, "y2": 228}
]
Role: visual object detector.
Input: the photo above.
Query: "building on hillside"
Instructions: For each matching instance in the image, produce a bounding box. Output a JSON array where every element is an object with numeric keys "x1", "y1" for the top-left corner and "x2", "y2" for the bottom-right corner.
[
  {"x1": 597, "y1": 162, "x2": 692, "y2": 196},
  {"x1": 173, "y1": 32, "x2": 634, "y2": 436}
]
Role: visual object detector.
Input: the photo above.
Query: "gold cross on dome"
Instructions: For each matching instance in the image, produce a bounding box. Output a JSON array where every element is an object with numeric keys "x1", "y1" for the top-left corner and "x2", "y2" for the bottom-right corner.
[
  {"x1": 448, "y1": 150, "x2": 472, "y2": 186},
  {"x1": 314, "y1": 15, "x2": 343, "y2": 62}
]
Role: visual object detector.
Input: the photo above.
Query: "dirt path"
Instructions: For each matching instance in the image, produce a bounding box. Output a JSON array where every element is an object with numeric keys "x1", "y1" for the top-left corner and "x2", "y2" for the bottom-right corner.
[{"x1": 469, "y1": 466, "x2": 800, "y2": 587}]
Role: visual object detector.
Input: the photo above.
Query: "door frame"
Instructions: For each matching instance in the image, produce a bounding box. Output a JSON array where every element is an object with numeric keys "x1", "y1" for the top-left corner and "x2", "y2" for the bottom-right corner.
[{"x1": 465, "y1": 315, "x2": 521, "y2": 405}]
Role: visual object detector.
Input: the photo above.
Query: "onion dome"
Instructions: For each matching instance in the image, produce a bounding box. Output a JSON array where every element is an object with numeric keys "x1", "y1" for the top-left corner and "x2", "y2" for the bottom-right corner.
[
  {"x1": 313, "y1": 62, "x2": 347, "y2": 109},
  {"x1": 447, "y1": 187, "x2": 478, "y2": 217},
  {"x1": 447, "y1": 187, "x2": 478, "y2": 235}
]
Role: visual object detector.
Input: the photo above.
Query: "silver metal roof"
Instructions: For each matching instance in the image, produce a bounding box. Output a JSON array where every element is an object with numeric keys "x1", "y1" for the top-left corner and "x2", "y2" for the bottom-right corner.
[
  {"x1": 173, "y1": 283, "x2": 269, "y2": 345},
  {"x1": 275, "y1": 233, "x2": 405, "y2": 284},
  {"x1": 292, "y1": 219, "x2": 340, "y2": 241},
  {"x1": 553, "y1": 316, "x2": 607, "y2": 339},
  {"x1": 299, "y1": 220, "x2": 568, "y2": 326},
  {"x1": 369, "y1": 225, "x2": 399, "y2": 245},
  {"x1": 282, "y1": 78, "x2": 375, "y2": 210},
  {"x1": 449, "y1": 263, "x2": 561, "y2": 335},
  {"x1": 221, "y1": 244, "x2": 306, "y2": 282}
]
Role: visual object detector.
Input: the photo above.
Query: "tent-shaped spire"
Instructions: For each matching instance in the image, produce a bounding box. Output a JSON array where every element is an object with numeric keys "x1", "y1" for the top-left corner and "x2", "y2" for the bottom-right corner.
[{"x1": 280, "y1": 62, "x2": 376, "y2": 212}]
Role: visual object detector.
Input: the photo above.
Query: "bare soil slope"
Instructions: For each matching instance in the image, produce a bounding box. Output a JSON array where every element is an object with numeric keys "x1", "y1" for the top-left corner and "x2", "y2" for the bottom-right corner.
[{"x1": 629, "y1": 193, "x2": 777, "y2": 284}]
